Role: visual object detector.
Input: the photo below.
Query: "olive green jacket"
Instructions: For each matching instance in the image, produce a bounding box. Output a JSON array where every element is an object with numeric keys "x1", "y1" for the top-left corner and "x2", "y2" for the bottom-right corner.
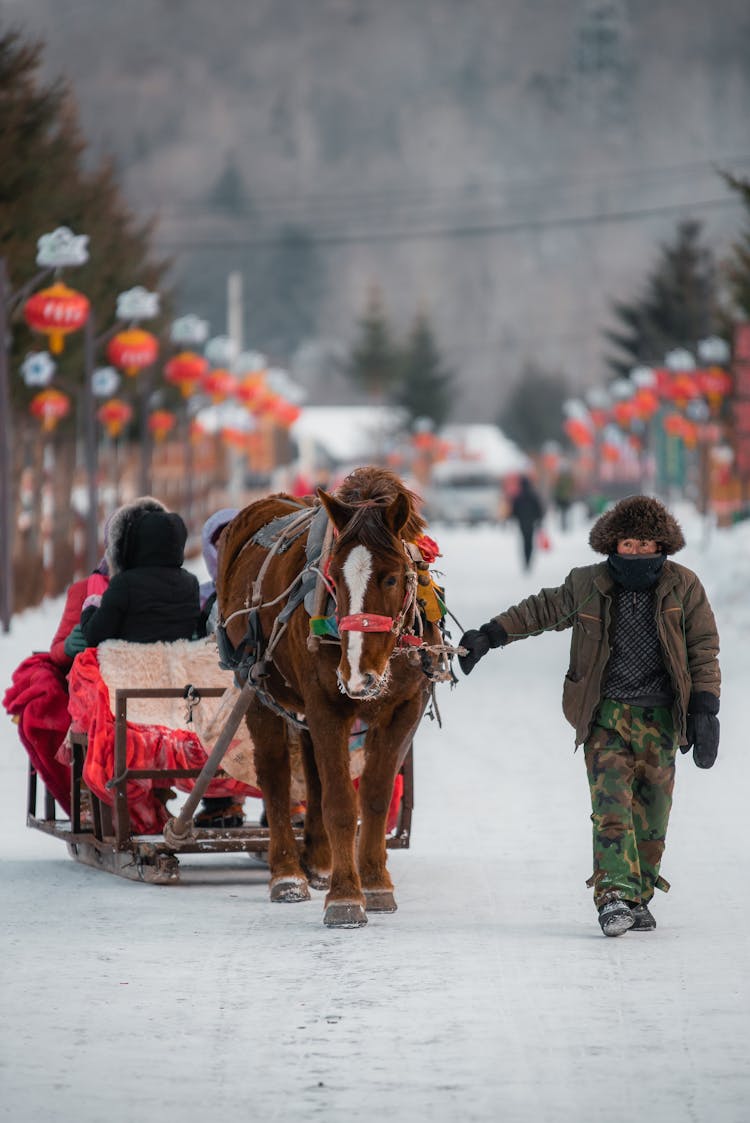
[{"x1": 492, "y1": 559, "x2": 720, "y2": 747}]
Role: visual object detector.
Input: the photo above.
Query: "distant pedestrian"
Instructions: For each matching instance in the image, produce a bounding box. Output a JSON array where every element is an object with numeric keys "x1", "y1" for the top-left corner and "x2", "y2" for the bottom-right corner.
[
  {"x1": 458, "y1": 495, "x2": 720, "y2": 937},
  {"x1": 553, "y1": 467, "x2": 575, "y2": 532},
  {"x1": 509, "y1": 475, "x2": 544, "y2": 570}
]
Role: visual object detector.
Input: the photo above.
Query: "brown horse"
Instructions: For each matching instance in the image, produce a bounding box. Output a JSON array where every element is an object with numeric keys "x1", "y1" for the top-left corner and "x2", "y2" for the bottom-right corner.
[{"x1": 215, "y1": 466, "x2": 450, "y2": 928}]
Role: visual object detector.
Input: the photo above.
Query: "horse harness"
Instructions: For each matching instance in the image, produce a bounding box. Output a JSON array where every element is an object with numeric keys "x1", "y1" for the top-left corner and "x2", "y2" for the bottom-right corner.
[{"x1": 215, "y1": 501, "x2": 454, "y2": 727}]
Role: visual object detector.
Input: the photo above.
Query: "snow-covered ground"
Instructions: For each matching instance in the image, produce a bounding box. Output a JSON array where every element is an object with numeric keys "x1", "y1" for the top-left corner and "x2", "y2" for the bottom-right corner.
[{"x1": 1, "y1": 503, "x2": 749, "y2": 1123}]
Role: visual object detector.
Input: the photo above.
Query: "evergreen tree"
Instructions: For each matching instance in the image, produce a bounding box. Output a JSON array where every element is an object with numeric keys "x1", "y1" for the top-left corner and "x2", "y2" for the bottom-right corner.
[
  {"x1": 208, "y1": 152, "x2": 248, "y2": 214},
  {"x1": 392, "y1": 311, "x2": 454, "y2": 428},
  {"x1": 498, "y1": 363, "x2": 571, "y2": 453},
  {"x1": 347, "y1": 286, "x2": 398, "y2": 401},
  {"x1": 256, "y1": 225, "x2": 322, "y2": 357},
  {"x1": 604, "y1": 220, "x2": 718, "y2": 377},
  {"x1": 0, "y1": 27, "x2": 172, "y2": 407},
  {"x1": 721, "y1": 172, "x2": 750, "y2": 322}
]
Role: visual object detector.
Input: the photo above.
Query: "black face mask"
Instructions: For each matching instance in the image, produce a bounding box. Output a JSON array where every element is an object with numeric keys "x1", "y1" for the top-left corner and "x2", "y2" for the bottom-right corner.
[{"x1": 607, "y1": 552, "x2": 665, "y2": 591}]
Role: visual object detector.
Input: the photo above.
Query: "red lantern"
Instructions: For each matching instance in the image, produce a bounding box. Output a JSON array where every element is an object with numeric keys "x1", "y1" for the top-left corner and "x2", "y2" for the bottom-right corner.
[
  {"x1": 697, "y1": 367, "x2": 732, "y2": 411},
  {"x1": 613, "y1": 400, "x2": 638, "y2": 428},
  {"x1": 632, "y1": 388, "x2": 660, "y2": 420},
  {"x1": 24, "y1": 282, "x2": 90, "y2": 354},
  {"x1": 147, "y1": 409, "x2": 176, "y2": 442},
  {"x1": 653, "y1": 368, "x2": 674, "y2": 399},
  {"x1": 563, "y1": 418, "x2": 594, "y2": 447},
  {"x1": 662, "y1": 412, "x2": 696, "y2": 442},
  {"x1": 665, "y1": 373, "x2": 700, "y2": 410},
  {"x1": 221, "y1": 427, "x2": 249, "y2": 451},
  {"x1": 164, "y1": 351, "x2": 209, "y2": 398},
  {"x1": 600, "y1": 442, "x2": 621, "y2": 464},
  {"x1": 272, "y1": 400, "x2": 302, "y2": 428},
  {"x1": 107, "y1": 329, "x2": 159, "y2": 377},
  {"x1": 97, "y1": 398, "x2": 133, "y2": 438},
  {"x1": 29, "y1": 388, "x2": 71, "y2": 432},
  {"x1": 200, "y1": 367, "x2": 237, "y2": 403},
  {"x1": 412, "y1": 431, "x2": 436, "y2": 452},
  {"x1": 236, "y1": 374, "x2": 266, "y2": 412}
]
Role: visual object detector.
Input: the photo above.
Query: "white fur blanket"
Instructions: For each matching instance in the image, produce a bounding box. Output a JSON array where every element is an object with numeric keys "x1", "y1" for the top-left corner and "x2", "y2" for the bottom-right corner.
[
  {"x1": 95, "y1": 638, "x2": 270, "y2": 794},
  {"x1": 94, "y1": 638, "x2": 364, "y2": 801}
]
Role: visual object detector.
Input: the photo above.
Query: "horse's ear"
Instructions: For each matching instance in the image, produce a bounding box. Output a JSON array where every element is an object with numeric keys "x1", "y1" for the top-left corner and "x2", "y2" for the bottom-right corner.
[
  {"x1": 317, "y1": 488, "x2": 354, "y2": 533},
  {"x1": 385, "y1": 492, "x2": 411, "y2": 537}
]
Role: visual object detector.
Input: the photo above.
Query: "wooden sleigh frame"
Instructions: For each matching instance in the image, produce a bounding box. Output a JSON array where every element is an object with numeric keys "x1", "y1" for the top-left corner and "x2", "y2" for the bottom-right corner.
[{"x1": 26, "y1": 683, "x2": 415, "y2": 884}]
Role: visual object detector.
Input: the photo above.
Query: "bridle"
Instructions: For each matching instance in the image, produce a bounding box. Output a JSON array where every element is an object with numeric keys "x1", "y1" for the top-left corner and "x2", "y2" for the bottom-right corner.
[
  {"x1": 336, "y1": 557, "x2": 420, "y2": 647},
  {"x1": 218, "y1": 507, "x2": 453, "y2": 716}
]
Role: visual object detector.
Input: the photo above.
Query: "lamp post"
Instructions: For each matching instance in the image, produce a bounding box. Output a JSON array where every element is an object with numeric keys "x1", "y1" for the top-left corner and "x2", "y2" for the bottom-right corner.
[
  {"x1": 0, "y1": 227, "x2": 89, "y2": 632},
  {"x1": 171, "y1": 316, "x2": 211, "y2": 532},
  {"x1": 106, "y1": 288, "x2": 161, "y2": 499}
]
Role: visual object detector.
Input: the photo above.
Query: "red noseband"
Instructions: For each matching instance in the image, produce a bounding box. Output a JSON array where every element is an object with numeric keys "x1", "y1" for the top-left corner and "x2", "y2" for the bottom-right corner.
[{"x1": 337, "y1": 613, "x2": 394, "y2": 633}]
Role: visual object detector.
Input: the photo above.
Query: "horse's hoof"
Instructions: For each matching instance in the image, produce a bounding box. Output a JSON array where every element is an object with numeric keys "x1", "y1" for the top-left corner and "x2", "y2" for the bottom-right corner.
[
  {"x1": 300, "y1": 859, "x2": 331, "y2": 891},
  {"x1": 307, "y1": 872, "x2": 331, "y2": 892},
  {"x1": 270, "y1": 876, "x2": 310, "y2": 903},
  {"x1": 364, "y1": 889, "x2": 397, "y2": 913},
  {"x1": 324, "y1": 901, "x2": 368, "y2": 928}
]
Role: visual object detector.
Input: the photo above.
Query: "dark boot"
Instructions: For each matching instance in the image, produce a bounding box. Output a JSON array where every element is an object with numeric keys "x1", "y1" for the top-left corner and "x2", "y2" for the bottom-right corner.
[
  {"x1": 598, "y1": 897, "x2": 634, "y2": 937},
  {"x1": 630, "y1": 903, "x2": 657, "y2": 931},
  {"x1": 195, "y1": 797, "x2": 245, "y2": 828}
]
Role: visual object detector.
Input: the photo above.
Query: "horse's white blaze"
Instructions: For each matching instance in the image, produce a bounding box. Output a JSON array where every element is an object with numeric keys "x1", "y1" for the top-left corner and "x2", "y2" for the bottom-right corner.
[{"x1": 342, "y1": 544, "x2": 372, "y2": 692}]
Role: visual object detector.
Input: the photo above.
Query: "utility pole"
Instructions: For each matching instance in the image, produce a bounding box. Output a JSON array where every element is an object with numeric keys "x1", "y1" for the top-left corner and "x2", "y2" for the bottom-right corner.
[
  {"x1": 227, "y1": 271, "x2": 244, "y2": 353},
  {"x1": 82, "y1": 315, "x2": 99, "y2": 571}
]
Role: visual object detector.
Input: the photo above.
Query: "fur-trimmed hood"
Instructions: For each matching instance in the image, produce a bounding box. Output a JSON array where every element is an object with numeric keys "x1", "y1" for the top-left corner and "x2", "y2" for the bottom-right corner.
[
  {"x1": 589, "y1": 495, "x2": 685, "y2": 555},
  {"x1": 201, "y1": 508, "x2": 239, "y2": 583},
  {"x1": 105, "y1": 496, "x2": 188, "y2": 575}
]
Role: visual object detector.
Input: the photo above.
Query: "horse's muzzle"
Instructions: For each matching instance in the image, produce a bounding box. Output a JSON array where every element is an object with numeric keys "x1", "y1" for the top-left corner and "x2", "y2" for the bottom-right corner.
[{"x1": 336, "y1": 668, "x2": 387, "y2": 700}]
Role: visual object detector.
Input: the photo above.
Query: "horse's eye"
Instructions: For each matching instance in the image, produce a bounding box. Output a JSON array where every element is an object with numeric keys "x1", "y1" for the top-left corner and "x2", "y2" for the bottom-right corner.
[{"x1": 384, "y1": 575, "x2": 398, "y2": 587}]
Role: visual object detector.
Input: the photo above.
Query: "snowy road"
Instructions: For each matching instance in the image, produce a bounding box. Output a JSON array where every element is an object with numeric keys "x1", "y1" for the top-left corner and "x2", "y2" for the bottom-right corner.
[{"x1": 1, "y1": 508, "x2": 748, "y2": 1122}]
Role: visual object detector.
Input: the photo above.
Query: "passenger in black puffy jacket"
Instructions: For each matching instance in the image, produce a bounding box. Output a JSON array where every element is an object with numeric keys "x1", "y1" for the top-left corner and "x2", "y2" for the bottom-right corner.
[{"x1": 80, "y1": 496, "x2": 201, "y2": 646}]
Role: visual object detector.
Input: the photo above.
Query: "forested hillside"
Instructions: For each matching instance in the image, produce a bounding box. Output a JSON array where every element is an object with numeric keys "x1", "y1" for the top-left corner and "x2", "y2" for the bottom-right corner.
[{"x1": 6, "y1": 0, "x2": 750, "y2": 415}]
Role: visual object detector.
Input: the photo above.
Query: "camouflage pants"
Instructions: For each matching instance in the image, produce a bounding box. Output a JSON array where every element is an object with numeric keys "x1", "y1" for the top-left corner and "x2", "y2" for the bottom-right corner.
[{"x1": 584, "y1": 699, "x2": 677, "y2": 908}]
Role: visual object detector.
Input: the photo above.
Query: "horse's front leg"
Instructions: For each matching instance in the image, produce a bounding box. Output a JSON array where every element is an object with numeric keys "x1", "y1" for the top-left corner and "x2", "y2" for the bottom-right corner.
[
  {"x1": 357, "y1": 692, "x2": 428, "y2": 913},
  {"x1": 248, "y1": 698, "x2": 310, "y2": 903},
  {"x1": 297, "y1": 728, "x2": 331, "y2": 890},
  {"x1": 305, "y1": 705, "x2": 366, "y2": 928}
]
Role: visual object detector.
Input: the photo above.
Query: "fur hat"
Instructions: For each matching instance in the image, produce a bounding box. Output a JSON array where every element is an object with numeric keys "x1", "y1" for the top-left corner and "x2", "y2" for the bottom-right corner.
[
  {"x1": 589, "y1": 495, "x2": 685, "y2": 555},
  {"x1": 105, "y1": 496, "x2": 167, "y2": 575}
]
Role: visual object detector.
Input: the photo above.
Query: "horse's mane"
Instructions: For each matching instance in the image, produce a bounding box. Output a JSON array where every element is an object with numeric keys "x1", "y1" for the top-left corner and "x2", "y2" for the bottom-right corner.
[{"x1": 332, "y1": 466, "x2": 426, "y2": 553}]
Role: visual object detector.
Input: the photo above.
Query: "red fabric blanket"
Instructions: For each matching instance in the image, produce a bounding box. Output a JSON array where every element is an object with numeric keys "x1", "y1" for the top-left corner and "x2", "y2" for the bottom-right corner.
[
  {"x1": 67, "y1": 648, "x2": 260, "y2": 834},
  {"x1": 3, "y1": 652, "x2": 73, "y2": 814}
]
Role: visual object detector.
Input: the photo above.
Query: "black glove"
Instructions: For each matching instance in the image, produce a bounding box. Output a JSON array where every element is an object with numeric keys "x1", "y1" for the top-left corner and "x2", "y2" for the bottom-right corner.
[
  {"x1": 684, "y1": 692, "x2": 720, "y2": 769},
  {"x1": 458, "y1": 620, "x2": 507, "y2": 676}
]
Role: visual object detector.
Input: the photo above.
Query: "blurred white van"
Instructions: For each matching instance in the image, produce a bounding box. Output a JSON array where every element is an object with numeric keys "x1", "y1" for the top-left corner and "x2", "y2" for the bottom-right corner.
[{"x1": 424, "y1": 460, "x2": 505, "y2": 526}]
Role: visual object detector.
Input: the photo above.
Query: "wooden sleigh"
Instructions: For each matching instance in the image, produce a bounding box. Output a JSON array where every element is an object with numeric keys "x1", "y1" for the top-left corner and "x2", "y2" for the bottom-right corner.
[{"x1": 26, "y1": 646, "x2": 414, "y2": 885}]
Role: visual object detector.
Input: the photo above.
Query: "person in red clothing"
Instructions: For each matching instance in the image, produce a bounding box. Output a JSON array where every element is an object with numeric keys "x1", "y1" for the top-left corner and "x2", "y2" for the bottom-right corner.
[
  {"x1": 50, "y1": 565, "x2": 109, "y2": 668},
  {"x1": 3, "y1": 544, "x2": 110, "y2": 812}
]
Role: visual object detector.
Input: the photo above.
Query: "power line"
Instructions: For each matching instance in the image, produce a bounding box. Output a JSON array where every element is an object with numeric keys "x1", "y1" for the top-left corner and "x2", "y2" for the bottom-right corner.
[
  {"x1": 154, "y1": 193, "x2": 745, "y2": 251},
  {"x1": 152, "y1": 152, "x2": 750, "y2": 218}
]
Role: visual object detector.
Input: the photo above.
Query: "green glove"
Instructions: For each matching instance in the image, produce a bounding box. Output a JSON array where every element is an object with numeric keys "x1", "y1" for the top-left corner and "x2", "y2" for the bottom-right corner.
[{"x1": 63, "y1": 624, "x2": 88, "y2": 658}]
